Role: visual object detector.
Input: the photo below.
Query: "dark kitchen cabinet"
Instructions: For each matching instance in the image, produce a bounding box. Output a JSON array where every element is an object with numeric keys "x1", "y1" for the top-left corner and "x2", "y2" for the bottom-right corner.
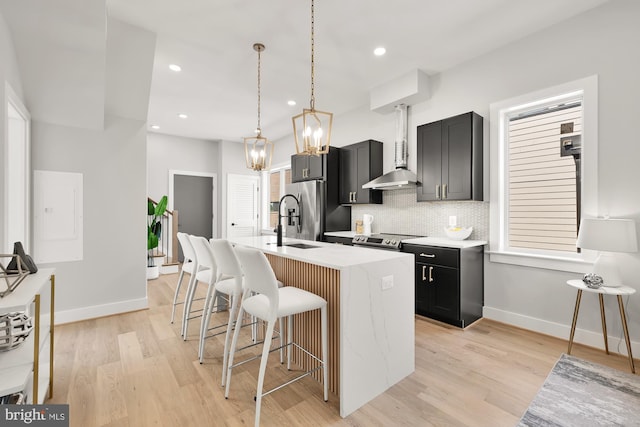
[
  {"x1": 403, "y1": 243, "x2": 483, "y2": 328},
  {"x1": 417, "y1": 112, "x2": 483, "y2": 201},
  {"x1": 291, "y1": 147, "x2": 340, "y2": 182},
  {"x1": 339, "y1": 140, "x2": 383, "y2": 204}
]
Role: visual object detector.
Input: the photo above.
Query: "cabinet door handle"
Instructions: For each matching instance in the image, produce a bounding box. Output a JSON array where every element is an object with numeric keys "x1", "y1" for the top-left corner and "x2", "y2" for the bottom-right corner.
[
  {"x1": 419, "y1": 253, "x2": 435, "y2": 258},
  {"x1": 428, "y1": 266, "x2": 434, "y2": 282},
  {"x1": 436, "y1": 184, "x2": 440, "y2": 199},
  {"x1": 422, "y1": 265, "x2": 426, "y2": 281},
  {"x1": 349, "y1": 192, "x2": 353, "y2": 203},
  {"x1": 352, "y1": 192, "x2": 356, "y2": 203},
  {"x1": 443, "y1": 184, "x2": 447, "y2": 199}
]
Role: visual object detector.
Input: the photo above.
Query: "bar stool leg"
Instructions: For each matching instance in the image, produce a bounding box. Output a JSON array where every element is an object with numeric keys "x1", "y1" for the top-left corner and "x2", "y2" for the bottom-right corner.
[
  {"x1": 225, "y1": 306, "x2": 245, "y2": 398},
  {"x1": 287, "y1": 315, "x2": 293, "y2": 370},
  {"x1": 221, "y1": 293, "x2": 241, "y2": 386},
  {"x1": 617, "y1": 296, "x2": 636, "y2": 374},
  {"x1": 568, "y1": 290, "x2": 582, "y2": 354},
  {"x1": 321, "y1": 304, "x2": 328, "y2": 402},
  {"x1": 170, "y1": 268, "x2": 186, "y2": 324},
  {"x1": 255, "y1": 321, "x2": 276, "y2": 427},
  {"x1": 182, "y1": 273, "x2": 199, "y2": 338},
  {"x1": 598, "y1": 294, "x2": 609, "y2": 354}
]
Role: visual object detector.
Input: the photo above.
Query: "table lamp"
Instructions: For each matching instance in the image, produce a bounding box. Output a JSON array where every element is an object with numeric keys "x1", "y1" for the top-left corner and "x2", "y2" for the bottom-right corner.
[{"x1": 576, "y1": 217, "x2": 638, "y2": 287}]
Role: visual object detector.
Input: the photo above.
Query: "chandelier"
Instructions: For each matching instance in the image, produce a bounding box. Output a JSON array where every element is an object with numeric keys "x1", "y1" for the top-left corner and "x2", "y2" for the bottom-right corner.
[
  {"x1": 292, "y1": 0, "x2": 333, "y2": 156},
  {"x1": 244, "y1": 43, "x2": 274, "y2": 171}
]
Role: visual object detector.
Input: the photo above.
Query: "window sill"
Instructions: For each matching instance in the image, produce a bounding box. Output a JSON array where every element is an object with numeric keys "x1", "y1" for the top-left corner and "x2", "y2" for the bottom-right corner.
[{"x1": 487, "y1": 250, "x2": 592, "y2": 273}]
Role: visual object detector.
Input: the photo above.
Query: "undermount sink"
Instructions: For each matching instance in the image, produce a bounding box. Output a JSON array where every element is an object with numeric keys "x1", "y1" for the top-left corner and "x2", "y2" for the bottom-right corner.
[{"x1": 283, "y1": 243, "x2": 321, "y2": 249}]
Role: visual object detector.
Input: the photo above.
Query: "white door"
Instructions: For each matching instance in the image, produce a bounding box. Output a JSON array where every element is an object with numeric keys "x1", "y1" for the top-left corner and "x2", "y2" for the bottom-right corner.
[{"x1": 227, "y1": 174, "x2": 259, "y2": 238}]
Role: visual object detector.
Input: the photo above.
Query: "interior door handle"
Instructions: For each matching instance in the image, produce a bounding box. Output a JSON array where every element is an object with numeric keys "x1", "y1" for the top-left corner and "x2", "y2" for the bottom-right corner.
[
  {"x1": 428, "y1": 266, "x2": 434, "y2": 282},
  {"x1": 231, "y1": 223, "x2": 236, "y2": 226}
]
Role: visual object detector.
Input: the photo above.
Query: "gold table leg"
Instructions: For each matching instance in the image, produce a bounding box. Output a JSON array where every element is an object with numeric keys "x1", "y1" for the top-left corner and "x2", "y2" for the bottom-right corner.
[
  {"x1": 568, "y1": 290, "x2": 582, "y2": 354},
  {"x1": 598, "y1": 294, "x2": 609, "y2": 354},
  {"x1": 617, "y1": 295, "x2": 635, "y2": 374}
]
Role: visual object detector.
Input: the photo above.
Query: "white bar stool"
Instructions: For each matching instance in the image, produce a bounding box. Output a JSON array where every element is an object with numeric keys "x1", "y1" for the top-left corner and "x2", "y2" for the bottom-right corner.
[
  {"x1": 170, "y1": 232, "x2": 195, "y2": 325},
  {"x1": 225, "y1": 246, "x2": 328, "y2": 427},
  {"x1": 183, "y1": 235, "x2": 219, "y2": 340}
]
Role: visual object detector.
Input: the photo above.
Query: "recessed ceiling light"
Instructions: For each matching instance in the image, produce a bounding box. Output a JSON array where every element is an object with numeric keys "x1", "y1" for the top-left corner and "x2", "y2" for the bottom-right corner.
[
  {"x1": 287, "y1": 100, "x2": 296, "y2": 106},
  {"x1": 374, "y1": 47, "x2": 386, "y2": 56},
  {"x1": 169, "y1": 64, "x2": 182, "y2": 72},
  {"x1": 150, "y1": 125, "x2": 160, "y2": 130},
  {"x1": 178, "y1": 113, "x2": 188, "y2": 119}
]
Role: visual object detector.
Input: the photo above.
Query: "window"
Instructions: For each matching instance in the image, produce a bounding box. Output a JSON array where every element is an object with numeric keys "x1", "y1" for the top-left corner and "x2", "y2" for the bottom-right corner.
[
  {"x1": 262, "y1": 166, "x2": 291, "y2": 230},
  {"x1": 489, "y1": 76, "x2": 598, "y2": 272}
]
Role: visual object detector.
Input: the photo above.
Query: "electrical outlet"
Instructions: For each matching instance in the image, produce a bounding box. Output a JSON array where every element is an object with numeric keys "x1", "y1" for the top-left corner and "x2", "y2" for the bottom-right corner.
[
  {"x1": 381, "y1": 275, "x2": 394, "y2": 290},
  {"x1": 449, "y1": 216, "x2": 457, "y2": 227}
]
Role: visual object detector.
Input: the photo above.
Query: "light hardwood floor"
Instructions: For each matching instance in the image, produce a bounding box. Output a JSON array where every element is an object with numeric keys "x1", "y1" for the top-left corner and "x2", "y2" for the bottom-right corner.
[{"x1": 49, "y1": 273, "x2": 636, "y2": 427}]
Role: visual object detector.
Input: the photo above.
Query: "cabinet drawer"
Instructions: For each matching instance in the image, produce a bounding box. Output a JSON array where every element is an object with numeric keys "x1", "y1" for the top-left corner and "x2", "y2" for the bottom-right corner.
[{"x1": 402, "y1": 244, "x2": 458, "y2": 268}]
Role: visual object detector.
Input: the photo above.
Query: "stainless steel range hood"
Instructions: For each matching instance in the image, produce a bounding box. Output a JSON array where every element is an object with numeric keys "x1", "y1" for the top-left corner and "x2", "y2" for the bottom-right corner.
[{"x1": 363, "y1": 104, "x2": 419, "y2": 190}]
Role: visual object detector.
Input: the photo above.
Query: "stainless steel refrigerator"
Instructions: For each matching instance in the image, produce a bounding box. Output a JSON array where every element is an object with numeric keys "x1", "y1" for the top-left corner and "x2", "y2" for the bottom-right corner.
[{"x1": 282, "y1": 180, "x2": 350, "y2": 241}]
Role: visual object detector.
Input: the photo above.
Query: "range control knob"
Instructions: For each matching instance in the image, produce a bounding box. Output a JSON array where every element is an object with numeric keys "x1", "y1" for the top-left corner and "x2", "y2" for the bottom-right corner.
[{"x1": 391, "y1": 240, "x2": 397, "y2": 245}]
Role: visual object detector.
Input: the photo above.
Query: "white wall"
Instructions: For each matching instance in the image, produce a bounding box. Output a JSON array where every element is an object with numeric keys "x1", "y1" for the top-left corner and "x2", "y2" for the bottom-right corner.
[{"x1": 31, "y1": 116, "x2": 148, "y2": 321}]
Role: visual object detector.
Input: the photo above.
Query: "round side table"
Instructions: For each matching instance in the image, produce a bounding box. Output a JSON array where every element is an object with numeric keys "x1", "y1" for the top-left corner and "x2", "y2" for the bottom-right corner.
[{"x1": 566, "y1": 279, "x2": 636, "y2": 373}]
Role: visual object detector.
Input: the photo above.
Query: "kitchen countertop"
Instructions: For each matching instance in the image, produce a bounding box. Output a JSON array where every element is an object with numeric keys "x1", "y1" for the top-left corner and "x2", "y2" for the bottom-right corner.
[
  {"x1": 324, "y1": 231, "x2": 487, "y2": 249},
  {"x1": 228, "y1": 235, "x2": 411, "y2": 269},
  {"x1": 402, "y1": 237, "x2": 487, "y2": 249}
]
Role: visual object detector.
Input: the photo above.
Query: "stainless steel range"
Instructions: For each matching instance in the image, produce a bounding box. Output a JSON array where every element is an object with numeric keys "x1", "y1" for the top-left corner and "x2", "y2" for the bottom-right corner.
[{"x1": 351, "y1": 233, "x2": 423, "y2": 250}]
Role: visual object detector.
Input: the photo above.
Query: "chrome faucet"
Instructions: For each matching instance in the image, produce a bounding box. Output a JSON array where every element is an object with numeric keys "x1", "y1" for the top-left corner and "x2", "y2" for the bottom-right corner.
[{"x1": 277, "y1": 193, "x2": 301, "y2": 246}]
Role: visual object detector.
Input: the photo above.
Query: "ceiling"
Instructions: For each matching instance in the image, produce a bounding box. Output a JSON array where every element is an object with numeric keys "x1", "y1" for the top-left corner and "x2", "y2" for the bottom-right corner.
[{"x1": 4, "y1": 0, "x2": 610, "y2": 143}]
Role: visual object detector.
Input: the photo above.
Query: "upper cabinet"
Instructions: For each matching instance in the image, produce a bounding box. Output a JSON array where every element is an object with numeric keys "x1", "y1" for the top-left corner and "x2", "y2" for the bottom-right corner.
[
  {"x1": 417, "y1": 112, "x2": 483, "y2": 202},
  {"x1": 291, "y1": 146, "x2": 341, "y2": 182},
  {"x1": 339, "y1": 140, "x2": 383, "y2": 205},
  {"x1": 291, "y1": 152, "x2": 325, "y2": 182}
]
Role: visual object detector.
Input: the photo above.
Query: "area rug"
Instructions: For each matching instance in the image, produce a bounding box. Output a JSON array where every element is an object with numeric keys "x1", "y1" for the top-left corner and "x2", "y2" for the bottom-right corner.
[{"x1": 518, "y1": 353, "x2": 640, "y2": 426}]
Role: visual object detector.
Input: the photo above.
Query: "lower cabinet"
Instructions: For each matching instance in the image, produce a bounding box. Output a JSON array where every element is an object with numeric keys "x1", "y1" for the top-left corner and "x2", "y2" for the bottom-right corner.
[{"x1": 403, "y1": 244, "x2": 483, "y2": 327}]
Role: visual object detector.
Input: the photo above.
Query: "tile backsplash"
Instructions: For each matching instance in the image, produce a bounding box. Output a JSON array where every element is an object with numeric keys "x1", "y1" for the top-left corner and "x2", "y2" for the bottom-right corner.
[{"x1": 351, "y1": 188, "x2": 489, "y2": 241}]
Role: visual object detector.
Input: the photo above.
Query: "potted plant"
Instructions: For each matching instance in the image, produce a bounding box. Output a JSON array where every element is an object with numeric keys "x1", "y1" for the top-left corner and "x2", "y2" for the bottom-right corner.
[{"x1": 147, "y1": 195, "x2": 168, "y2": 280}]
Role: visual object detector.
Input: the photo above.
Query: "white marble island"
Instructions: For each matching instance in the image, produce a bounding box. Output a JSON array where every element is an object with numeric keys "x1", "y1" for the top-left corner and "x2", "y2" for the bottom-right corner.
[{"x1": 228, "y1": 235, "x2": 414, "y2": 417}]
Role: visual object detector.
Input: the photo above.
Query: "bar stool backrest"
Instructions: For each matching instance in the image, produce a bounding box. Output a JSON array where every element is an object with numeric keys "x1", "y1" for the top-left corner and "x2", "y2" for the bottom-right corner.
[
  {"x1": 177, "y1": 232, "x2": 196, "y2": 264},
  {"x1": 189, "y1": 235, "x2": 219, "y2": 279},
  {"x1": 234, "y1": 246, "x2": 280, "y2": 319}
]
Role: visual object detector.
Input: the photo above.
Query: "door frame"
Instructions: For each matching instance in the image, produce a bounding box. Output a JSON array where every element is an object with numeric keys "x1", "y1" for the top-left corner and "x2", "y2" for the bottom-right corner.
[
  {"x1": 169, "y1": 170, "x2": 218, "y2": 240},
  {"x1": 4, "y1": 82, "x2": 31, "y2": 253}
]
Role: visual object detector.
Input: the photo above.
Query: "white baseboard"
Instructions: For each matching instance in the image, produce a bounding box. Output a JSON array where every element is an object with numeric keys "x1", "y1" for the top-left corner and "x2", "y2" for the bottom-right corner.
[
  {"x1": 55, "y1": 297, "x2": 148, "y2": 324},
  {"x1": 483, "y1": 306, "x2": 639, "y2": 358}
]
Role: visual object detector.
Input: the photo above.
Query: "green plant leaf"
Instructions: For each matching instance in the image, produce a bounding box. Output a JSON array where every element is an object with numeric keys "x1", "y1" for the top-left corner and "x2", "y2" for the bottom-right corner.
[
  {"x1": 155, "y1": 195, "x2": 168, "y2": 217},
  {"x1": 148, "y1": 199, "x2": 155, "y2": 215}
]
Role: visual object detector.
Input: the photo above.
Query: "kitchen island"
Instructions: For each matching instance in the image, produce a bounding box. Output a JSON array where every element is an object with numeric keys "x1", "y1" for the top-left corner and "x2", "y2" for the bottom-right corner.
[{"x1": 228, "y1": 235, "x2": 414, "y2": 417}]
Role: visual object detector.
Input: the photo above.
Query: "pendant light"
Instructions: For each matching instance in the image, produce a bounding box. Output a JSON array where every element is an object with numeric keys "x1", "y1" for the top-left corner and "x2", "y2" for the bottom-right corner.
[
  {"x1": 244, "y1": 43, "x2": 274, "y2": 171},
  {"x1": 292, "y1": 0, "x2": 333, "y2": 156}
]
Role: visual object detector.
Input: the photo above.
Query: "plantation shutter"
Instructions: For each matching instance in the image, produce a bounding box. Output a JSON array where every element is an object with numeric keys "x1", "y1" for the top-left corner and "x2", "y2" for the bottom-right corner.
[{"x1": 507, "y1": 104, "x2": 582, "y2": 252}]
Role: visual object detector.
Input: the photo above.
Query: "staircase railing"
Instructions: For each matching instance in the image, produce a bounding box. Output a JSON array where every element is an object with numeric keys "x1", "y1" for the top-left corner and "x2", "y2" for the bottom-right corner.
[{"x1": 148, "y1": 197, "x2": 179, "y2": 266}]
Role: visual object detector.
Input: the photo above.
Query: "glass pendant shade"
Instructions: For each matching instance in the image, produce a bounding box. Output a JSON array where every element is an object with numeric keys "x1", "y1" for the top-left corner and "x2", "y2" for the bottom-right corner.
[
  {"x1": 244, "y1": 133, "x2": 274, "y2": 171},
  {"x1": 292, "y1": 108, "x2": 332, "y2": 156},
  {"x1": 292, "y1": 0, "x2": 332, "y2": 156}
]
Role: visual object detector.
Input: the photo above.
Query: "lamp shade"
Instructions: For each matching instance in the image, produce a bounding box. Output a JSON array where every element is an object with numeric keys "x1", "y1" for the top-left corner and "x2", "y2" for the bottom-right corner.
[{"x1": 576, "y1": 218, "x2": 638, "y2": 253}]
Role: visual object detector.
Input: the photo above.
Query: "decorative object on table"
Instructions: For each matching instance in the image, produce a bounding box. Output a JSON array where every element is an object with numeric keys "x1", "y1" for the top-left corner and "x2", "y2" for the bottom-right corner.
[
  {"x1": 147, "y1": 195, "x2": 168, "y2": 280},
  {"x1": 292, "y1": 0, "x2": 333, "y2": 156},
  {"x1": 576, "y1": 217, "x2": 638, "y2": 287},
  {"x1": 6, "y1": 241, "x2": 38, "y2": 274},
  {"x1": 243, "y1": 42, "x2": 274, "y2": 172},
  {"x1": 444, "y1": 226, "x2": 473, "y2": 240},
  {"x1": 0, "y1": 254, "x2": 28, "y2": 298},
  {"x1": 0, "y1": 312, "x2": 33, "y2": 351},
  {"x1": 518, "y1": 354, "x2": 640, "y2": 427},
  {"x1": 582, "y1": 272, "x2": 604, "y2": 289}
]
